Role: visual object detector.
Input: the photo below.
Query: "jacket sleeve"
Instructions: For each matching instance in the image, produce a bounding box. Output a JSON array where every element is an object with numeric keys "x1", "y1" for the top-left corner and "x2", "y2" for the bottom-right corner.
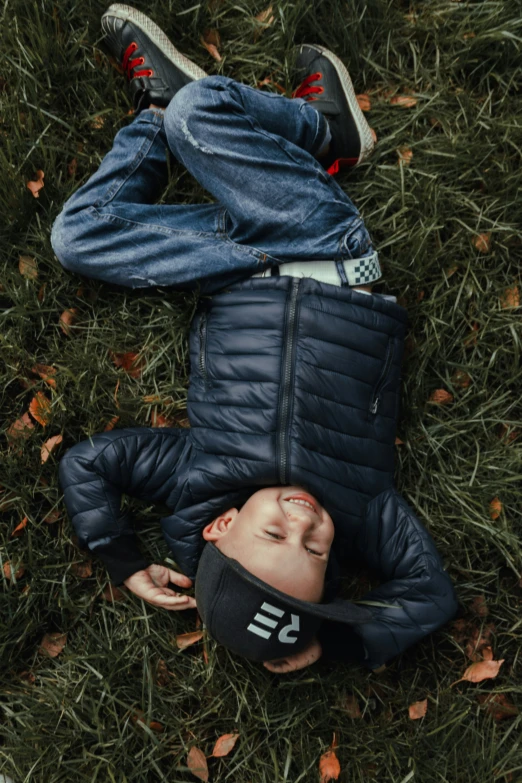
[
  {"x1": 59, "y1": 427, "x2": 190, "y2": 585},
  {"x1": 346, "y1": 489, "x2": 458, "y2": 670}
]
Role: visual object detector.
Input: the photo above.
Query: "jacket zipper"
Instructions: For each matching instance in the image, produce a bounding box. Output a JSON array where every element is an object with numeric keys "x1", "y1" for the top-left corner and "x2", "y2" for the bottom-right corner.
[
  {"x1": 278, "y1": 278, "x2": 301, "y2": 484},
  {"x1": 199, "y1": 312, "x2": 208, "y2": 382},
  {"x1": 369, "y1": 339, "x2": 394, "y2": 415}
]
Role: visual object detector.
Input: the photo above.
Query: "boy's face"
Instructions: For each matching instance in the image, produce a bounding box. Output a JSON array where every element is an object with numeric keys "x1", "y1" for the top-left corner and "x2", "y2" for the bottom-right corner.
[{"x1": 202, "y1": 486, "x2": 334, "y2": 602}]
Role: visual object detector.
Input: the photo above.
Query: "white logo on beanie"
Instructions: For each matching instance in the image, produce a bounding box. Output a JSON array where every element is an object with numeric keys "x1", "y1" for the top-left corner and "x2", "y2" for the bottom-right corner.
[{"x1": 247, "y1": 602, "x2": 300, "y2": 644}]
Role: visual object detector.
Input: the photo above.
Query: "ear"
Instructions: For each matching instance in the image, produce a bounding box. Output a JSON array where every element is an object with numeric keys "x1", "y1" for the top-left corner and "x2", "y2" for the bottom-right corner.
[{"x1": 202, "y1": 508, "x2": 239, "y2": 541}]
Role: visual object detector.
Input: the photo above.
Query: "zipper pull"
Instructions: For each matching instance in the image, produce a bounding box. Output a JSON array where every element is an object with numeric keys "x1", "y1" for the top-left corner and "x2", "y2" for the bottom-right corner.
[{"x1": 370, "y1": 396, "x2": 380, "y2": 415}]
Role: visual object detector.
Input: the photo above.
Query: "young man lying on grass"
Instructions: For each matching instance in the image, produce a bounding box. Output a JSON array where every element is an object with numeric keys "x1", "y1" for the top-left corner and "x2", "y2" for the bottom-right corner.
[{"x1": 52, "y1": 4, "x2": 458, "y2": 673}]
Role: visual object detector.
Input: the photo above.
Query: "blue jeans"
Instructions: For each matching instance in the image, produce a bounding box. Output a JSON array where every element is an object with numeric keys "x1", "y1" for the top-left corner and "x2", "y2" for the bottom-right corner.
[{"x1": 51, "y1": 75, "x2": 373, "y2": 295}]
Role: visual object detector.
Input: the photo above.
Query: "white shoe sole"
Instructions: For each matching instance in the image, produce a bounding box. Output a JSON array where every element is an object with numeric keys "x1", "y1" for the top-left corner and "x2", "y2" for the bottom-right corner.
[
  {"x1": 102, "y1": 3, "x2": 208, "y2": 84},
  {"x1": 299, "y1": 44, "x2": 375, "y2": 165}
]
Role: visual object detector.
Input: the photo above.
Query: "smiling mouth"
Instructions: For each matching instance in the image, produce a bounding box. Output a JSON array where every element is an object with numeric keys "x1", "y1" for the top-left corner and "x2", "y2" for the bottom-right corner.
[{"x1": 284, "y1": 493, "x2": 318, "y2": 514}]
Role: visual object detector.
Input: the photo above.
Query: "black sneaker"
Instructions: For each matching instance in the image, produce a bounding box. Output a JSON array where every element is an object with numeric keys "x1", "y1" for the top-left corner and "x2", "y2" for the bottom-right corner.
[
  {"x1": 101, "y1": 4, "x2": 208, "y2": 114},
  {"x1": 292, "y1": 44, "x2": 375, "y2": 174}
]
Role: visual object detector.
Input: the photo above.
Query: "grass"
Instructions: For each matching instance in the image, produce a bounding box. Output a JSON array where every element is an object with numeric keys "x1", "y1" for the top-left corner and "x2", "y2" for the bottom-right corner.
[{"x1": 1, "y1": 0, "x2": 521, "y2": 781}]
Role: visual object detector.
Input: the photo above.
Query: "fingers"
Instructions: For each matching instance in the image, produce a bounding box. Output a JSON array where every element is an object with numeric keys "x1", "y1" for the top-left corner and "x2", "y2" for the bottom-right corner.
[
  {"x1": 151, "y1": 593, "x2": 197, "y2": 611},
  {"x1": 167, "y1": 569, "x2": 193, "y2": 588},
  {"x1": 263, "y1": 658, "x2": 293, "y2": 673}
]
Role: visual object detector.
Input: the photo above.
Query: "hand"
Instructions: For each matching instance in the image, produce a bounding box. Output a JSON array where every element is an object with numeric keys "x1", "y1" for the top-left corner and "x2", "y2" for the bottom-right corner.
[
  {"x1": 263, "y1": 637, "x2": 322, "y2": 674},
  {"x1": 123, "y1": 564, "x2": 197, "y2": 611}
]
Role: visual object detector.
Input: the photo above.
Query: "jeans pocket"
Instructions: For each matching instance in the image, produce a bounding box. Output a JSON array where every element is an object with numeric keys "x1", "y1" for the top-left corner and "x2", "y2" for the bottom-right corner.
[{"x1": 341, "y1": 219, "x2": 373, "y2": 259}]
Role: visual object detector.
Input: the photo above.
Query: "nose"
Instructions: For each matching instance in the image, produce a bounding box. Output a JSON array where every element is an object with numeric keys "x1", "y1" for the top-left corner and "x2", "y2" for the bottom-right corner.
[{"x1": 284, "y1": 505, "x2": 317, "y2": 531}]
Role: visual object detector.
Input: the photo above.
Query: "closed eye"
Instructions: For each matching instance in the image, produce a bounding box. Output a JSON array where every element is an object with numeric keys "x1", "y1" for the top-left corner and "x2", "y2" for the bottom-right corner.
[{"x1": 265, "y1": 531, "x2": 322, "y2": 556}]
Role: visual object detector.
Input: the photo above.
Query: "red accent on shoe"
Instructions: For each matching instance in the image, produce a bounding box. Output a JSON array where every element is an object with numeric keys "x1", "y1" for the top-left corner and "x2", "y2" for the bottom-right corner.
[
  {"x1": 122, "y1": 42, "x2": 154, "y2": 80},
  {"x1": 292, "y1": 72, "x2": 324, "y2": 101},
  {"x1": 326, "y1": 157, "x2": 358, "y2": 175}
]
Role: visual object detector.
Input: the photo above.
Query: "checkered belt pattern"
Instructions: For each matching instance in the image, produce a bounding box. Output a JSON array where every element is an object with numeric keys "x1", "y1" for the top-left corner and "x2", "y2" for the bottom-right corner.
[{"x1": 252, "y1": 252, "x2": 381, "y2": 287}]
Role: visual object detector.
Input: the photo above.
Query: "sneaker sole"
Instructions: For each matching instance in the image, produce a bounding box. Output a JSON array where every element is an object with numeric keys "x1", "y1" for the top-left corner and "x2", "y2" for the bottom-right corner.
[
  {"x1": 299, "y1": 44, "x2": 375, "y2": 165},
  {"x1": 102, "y1": 3, "x2": 208, "y2": 83}
]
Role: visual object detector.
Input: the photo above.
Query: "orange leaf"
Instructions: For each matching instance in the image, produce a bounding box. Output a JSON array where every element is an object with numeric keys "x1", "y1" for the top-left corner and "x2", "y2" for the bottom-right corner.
[
  {"x1": 19, "y1": 255, "x2": 38, "y2": 279},
  {"x1": 255, "y1": 4, "x2": 275, "y2": 24},
  {"x1": 176, "y1": 630, "x2": 204, "y2": 650},
  {"x1": 90, "y1": 115, "x2": 105, "y2": 129},
  {"x1": 446, "y1": 264, "x2": 458, "y2": 278},
  {"x1": 39, "y1": 632, "x2": 66, "y2": 658},
  {"x1": 104, "y1": 416, "x2": 120, "y2": 431},
  {"x1": 149, "y1": 720, "x2": 165, "y2": 733},
  {"x1": 3, "y1": 561, "x2": 25, "y2": 580},
  {"x1": 43, "y1": 509, "x2": 61, "y2": 525},
  {"x1": 110, "y1": 351, "x2": 144, "y2": 378},
  {"x1": 67, "y1": 158, "x2": 78, "y2": 177},
  {"x1": 11, "y1": 516, "x2": 28, "y2": 537},
  {"x1": 408, "y1": 699, "x2": 428, "y2": 719},
  {"x1": 101, "y1": 584, "x2": 126, "y2": 602},
  {"x1": 473, "y1": 233, "x2": 491, "y2": 253},
  {"x1": 428, "y1": 388, "x2": 453, "y2": 405},
  {"x1": 31, "y1": 363, "x2": 57, "y2": 388},
  {"x1": 212, "y1": 733, "x2": 240, "y2": 757},
  {"x1": 71, "y1": 560, "x2": 93, "y2": 578},
  {"x1": 200, "y1": 34, "x2": 222, "y2": 62},
  {"x1": 470, "y1": 595, "x2": 489, "y2": 617},
  {"x1": 500, "y1": 285, "x2": 520, "y2": 309},
  {"x1": 59, "y1": 308, "x2": 78, "y2": 335},
  {"x1": 451, "y1": 370, "x2": 471, "y2": 389},
  {"x1": 394, "y1": 436, "x2": 404, "y2": 445},
  {"x1": 477, "y1": 693, "x2": 519, "y2": 721},
  {"x1": 29, "y1": 391, "x2": 51, "y2": 426},
  {"x1": 150, "y1": 411, "x2": 175, "y2": 427},
  {"x1": 41, "y1": 433, "x2": 63, "y2": 463},
  {"x1": 356, "y1": 94, "x2": 371, "y2": 112},
  {"x1": 26, "y1": 169, "x2": 45, "y2": 198},
  {"x1": 187, "y1": 746, "x2": 209, "y2": 782},
  {"x1": 489, "y1": 497, "x2": 502, "y2": 520},
  {"x1": 319, "y1": 748, "x2": 341, "y2": 783},
  {"x1": 7, "y1": 412, "x2": 34, "y2": 443},
  {"x1": 342, "y1": 694, "x2": 362, "y2": 719},
  {"x1": 453, "y1": 659, "x2": 505, "y2": 686},
  {"x1": 397, "y1": 146, "x2": 413, "y2": 165},
  {"x1": 482, "y1": 646, "x2": 494, "y2": 661},
  {"x1": 390, "y1": 95, "x2": 417, "y2": 108}
]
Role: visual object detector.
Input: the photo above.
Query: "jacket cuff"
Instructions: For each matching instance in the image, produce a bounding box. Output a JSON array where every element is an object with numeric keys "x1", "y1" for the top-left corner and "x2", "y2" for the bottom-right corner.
[
  {"x1": 317, "y1": 622, "x2": 367, "y2": 665},
  {"x1": 89, "y1": 535, "x2": 149, "y2": 586}
]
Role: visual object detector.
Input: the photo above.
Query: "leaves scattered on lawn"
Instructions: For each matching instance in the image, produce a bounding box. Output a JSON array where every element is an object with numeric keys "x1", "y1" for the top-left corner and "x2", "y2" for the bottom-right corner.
[
  {"x1": 452, "y1": 659, "x2": 505, "y2": 686},
  {"x1": 489, "y1": 498, "x2": 502, "y2": 520},
  {"x1": 26, "y1": 169, "x2": 45, "y2": 198},
  {"x1": 29, "y1": 392, "x2": 51, "y2": 426},
  {"x1": 39, "y1": 632, "x2": 66, "y2": 658},
  {"x1": 187, "y1": 746, "x2": 209, "y2": 782},
  {"x1": 473, "y1": 233, "x2": 491, "y2": 253},
  {"x1": 319, "y1": 734, "x2": 341, "y2": 782},
  {"x1": 176, "y1": 630, "x2": 204, "y2": 650},
  {"x1": 212, "y1": 733, "x2": 240, "y2": 757},
  {"x1": 201, "y1": 29, "x2": 221, "y2": 61},
  {"x1": 19, "y1": 255, "x2": 38, "y2": 279},
  {"x1": 41, "y1": 434, "x2": 63, "y2": 463},
  {"x1": 428, "y1": 388, "x2": 453, "y2": 405}
]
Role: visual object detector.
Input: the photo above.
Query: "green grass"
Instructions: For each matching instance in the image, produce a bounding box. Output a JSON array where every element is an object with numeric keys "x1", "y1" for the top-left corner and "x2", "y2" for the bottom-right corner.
[{"x1": 1, "y1": 0, "x2": 521, "y2": 781}]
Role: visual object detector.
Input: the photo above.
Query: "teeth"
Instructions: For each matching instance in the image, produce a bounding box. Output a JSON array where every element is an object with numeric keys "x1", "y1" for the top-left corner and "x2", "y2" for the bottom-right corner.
[{"x1": 287, "y1": 498, "x2": 315, "y2": 511}]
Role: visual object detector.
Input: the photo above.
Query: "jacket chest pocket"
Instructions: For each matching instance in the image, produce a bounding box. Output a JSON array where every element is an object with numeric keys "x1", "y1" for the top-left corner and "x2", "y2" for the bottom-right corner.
[
  {"x1": 369, "y1": 338, "x2": 395, "y2": 417},
  {"x1": 198, "y1": 312, "x2": 209, "y2": 383}
]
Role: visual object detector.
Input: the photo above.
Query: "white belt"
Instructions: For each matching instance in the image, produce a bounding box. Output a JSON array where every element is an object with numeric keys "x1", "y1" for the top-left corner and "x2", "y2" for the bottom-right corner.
[{"x1": 252, "y1": 252, "x2": 381, "y2": 287}]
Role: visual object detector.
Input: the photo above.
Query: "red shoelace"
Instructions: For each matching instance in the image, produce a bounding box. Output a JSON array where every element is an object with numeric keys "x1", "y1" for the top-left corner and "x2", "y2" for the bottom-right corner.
[
  {"x1": 122, "y1": 41, "x2": 154, "y2": 79},
  {"x1": 292, "y1": 71, "x2": 324, "y2": 101}
]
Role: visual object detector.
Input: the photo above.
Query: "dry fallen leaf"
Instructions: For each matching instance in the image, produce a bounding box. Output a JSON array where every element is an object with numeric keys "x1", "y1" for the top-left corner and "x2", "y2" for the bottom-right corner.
[
  {"x1": 452, "y1": 659, "x2": 505, "y2": 686},
  {"x1": 342, "y1": 693, "x2": 362, "y2": 718},
  {"x1": 176, "y1": 630, "x2": 204, "y2": 650},
  {"x1": 59, "y1": 308, "x2": 78, "y2": 335},
  {"x1": 489, "y1": 497, "x2": 502, "y2": 520},
  {"x1": 19, "y1": 255, "x2": 38, "y2": 279},
  {"x1": 463, "y1": 322, "x2": 479, "y2": 349},
  {"x1": 498, "y1": 424, "x2": 519, "y2": 444},
  {"x1": 29, "y1": 391, "x2": 52, "y2": 426},
  {"x1": 39, "y1": 632, "x2": 66, "y2": 658},
  {"x1": 71, "y1": 560, "x2": 93, "y2": 578},
  {"x1": 31, "y1": 363, "x2": 57, "y2": 389},
  {"x1": 104, "y1": 416, "x2": 120, "y2": 431},
  {"x1": 201, "y1": 29, "x2": 222, "y2": 61},
  {"x1": 428, "y1": 388, "x2": 453, "y2": 405},
  {"x1": 473, "y1": 233, "x2": 491, "y2": 253},
  {"x1": 41, "y1": 434, "x2": 63, "y2": 463},
  {"x1": 90, "y1": 115, "x2": 105, "y2": 129},
  {"x1": 101, "y1": 584, "x2": 126, "y2": 602},
  {"x1": 394, "y1": 436, "x2": 404, "y2": 445},
  {"x1": 212, "y1": 733, "x2": 240, "y2": 757},
  {"x1": 7, "y1": 412, "x2": 35, "y2": 443},
  {"x1": 67, "y1": 158, "x2": 78, "y2": 177},
  {"x1": 43, "y1": 509, "x2": 61, "y2": 525},
  {"x1": 110, "y1": 351, "x2": 144, "y2": 378},
  {"x1": 390, "y1": 95, "x2": 417, "y2": 108},
  {"x1": 451, "y1": 370, "x2": 471, "y2": 389},
  {"x1": 500, "y1": 285, "x2": 520, "y2": 309},
  {"x1": 11, "y1": 517, "x2": 28, "y2": 538},
  {"x1": 477, "y1": 693, "x2": 519, "y2": 721},
  {"x1": 3, "y1": 561, "x2": 25, "y2": 581},
  {"x1": 150, "y1": 411, "x2": 175, "y2": 428},
  {"x1": 156, "y1": 658, "x2": 172, "y2": 687},
  {"x1": 397, "y1": 146, "x2": 413, "y2": 165},
  {"x1": 26, "y1": 169, "x2": 45, "y2": 198},
  {"x1": 408, "y1": 699, "x2": 428, "y2": 720},
  {"x1": 319, "y1": 734, "x2": 341, "y2": 783},
  {"x1": 470, "y1": 595, "x2": 489, "y2": 617},
  {"x1": 187, "y1": 746, "x2": 209, "y2": 782},
  {"x1": 482, "y1": 646, "x2": 494, "y2": 662},
  {"x1": 255, "y1": 4, "x2": 275, "y2": 25},
  {"x1": 356, "y1": 94, "x2": 371, "y2": 111}
]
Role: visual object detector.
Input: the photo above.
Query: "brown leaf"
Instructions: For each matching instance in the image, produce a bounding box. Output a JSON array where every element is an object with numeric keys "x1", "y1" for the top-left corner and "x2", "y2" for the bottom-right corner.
[
  {"x1": 150, "y1": 411, "x2": 175, "y2": 428},
  {"x1": 408, "y1": 699, "x2": 428, "y2": 720},
  {"x1": 356, "y1": 94, "x2": 371, "y2": 112},
  {"x1": 41, "y1": 434, "x2": 63, "y2": 463},
  {"x1": 187, "y1": 746, "x2": 209, "y2": 782},
  {"x1": 7, "y1": 412, "x2": 34, "y2": 443},
  {"x1": 212, "y1": 732, "x2": 240, "y2": 757},
  {"x1": 397, "y1": 146, "x2": 413, "y2": 165},
  {"x1": 394, "y1": 436, "x2": 404, "y2": 445},
  {"x1": 67, "y1": 158, "x2": 78, "y2": 177},
  {"x1": 477, "y1": 693, "x2": 519, "y2": 721},
  {"x1": 451, "y1": 370, "x2": 471, "y2": 389},
  {"x1": 255, "y1": 4, "x2": 275, "y2": 25},
  {"x1": 489, "y1": 497, "x2": 502, "y2": 520},
  {"x1": 90, "y1": 115, "x2": 105, "y2": 129},
  {"x1": 29, "y1": 391, "x2": 51, "y2": 426},
  {"x1": 473, "y1": 233, "x2": 491, "y2": 253},
  {"x1": 452, "y1": 659, "x2": 505, "y2": 686},
  {"x1": 342, "y1": 693, "x2": 362, "y2": 719},
  {"x1": 156, "y1": 659, "x2": 172, "y2": 687},
  {"x1": 482, "y1": 646, "x2": 494, "y2": 661},
  {"x1": 19, "y1": 255, "x2": 38, "y2": 279},
  {"x1": 200, "y1": 34, "x2": 222, "y2": 62},
  {"x1": 101, "y1": 584, "x2": 126, "y2": 602},
  {"x1": 498, "y1": 424, "x2": 519, "y2": 444},
  {"x1": 43, "y1": 509, "x2": 61, "y2": 525},
  {"x1": 445, "y1": 264, "x2": 458, "y2": 277},
  {"x1": 37, "y1": 283, "x2": 46, "y2": 302},
  {"x1": 71, "y1": 560, "x2": 93, "y2": 578},
  {"x1": 463, "y1": 322, "x2": 479, "y2": 349},
  {"x1": 500, "y1": 285, "x2": 520, "y2": 309},
  {"x1": 110, "y1": 351, "x2": 144, "y2": 378},
  {"x1": 31, "y1": 363, "x2": 57, "y2": 389},
  {"x1": 26, "y1": 169, "x2": 45, "y2": 198},
  {"x1": 390, "y1": 95, "x2": 417, "y2": 108},
  {"x1": 19, "y1": 670, "x2": 36, "y2": 684},
  {"x1": 428, "y1": 388, "x2": 453, "y2": 405},
  {"x1": 59, "y1": 308, "x2": 78, "y2": 335},
  {"x1": 470, "y1": 595, "x2": 489, "y2": 617},
  {"x1": 11, "y1": 516, "x2": 28, "y2": 537},
  {"x1": 3, "y1": 561, "x2": 25, "y2": 580},
  {"x1": 319, "y1": 744, "x2": 341, "y2": 783},
  {"x1": 176, "y1": 630, "x2": 204, "y2": 650},
  {"x1": 39, "y1": 632, "x2": 66, "y2": 658},
  {"x1": 104, "y1": 416, "x2": 120, "y2": 431}
]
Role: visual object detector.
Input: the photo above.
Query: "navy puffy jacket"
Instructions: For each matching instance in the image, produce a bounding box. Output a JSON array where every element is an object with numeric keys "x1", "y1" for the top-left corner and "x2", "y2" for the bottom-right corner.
[{"x1": 59, "y1": 276, "x2": 458, "y2": 669}]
